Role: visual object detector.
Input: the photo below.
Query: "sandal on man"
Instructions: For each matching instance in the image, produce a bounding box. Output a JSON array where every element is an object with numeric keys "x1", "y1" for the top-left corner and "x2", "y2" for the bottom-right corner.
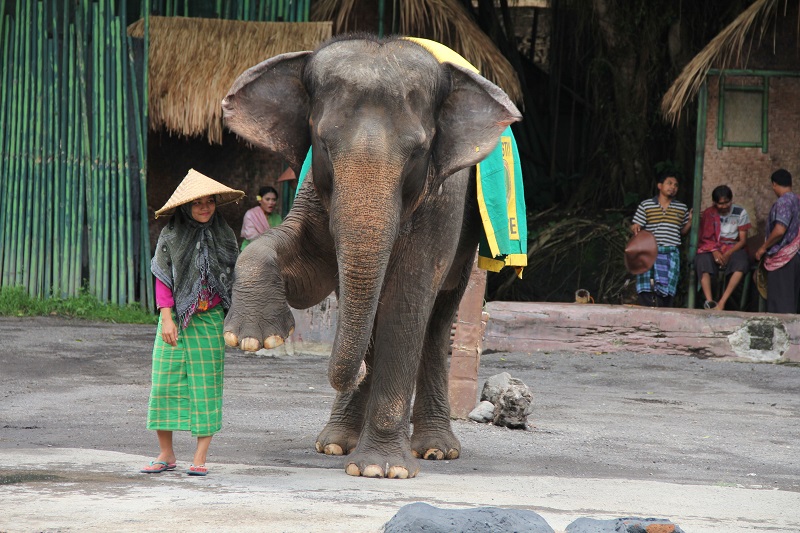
[
  {"x1": 187, "y1": 464, "x2": 208, "y2": 476},
  {"x1": 140, "y1": 460, "x2": 177, "y2": 474},
  {"x1": 703, "y1": 300, "x2": 717, "y2": 310}
]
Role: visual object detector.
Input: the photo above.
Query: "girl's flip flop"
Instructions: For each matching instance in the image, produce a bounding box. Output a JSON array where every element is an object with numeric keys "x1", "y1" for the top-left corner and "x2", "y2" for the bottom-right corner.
[
  {"x1": 187, "y1": 464, "x2": 208, "y2": 476},
  {"x1": 140, "y1": 461, "x2": 177, "y2": 473}
]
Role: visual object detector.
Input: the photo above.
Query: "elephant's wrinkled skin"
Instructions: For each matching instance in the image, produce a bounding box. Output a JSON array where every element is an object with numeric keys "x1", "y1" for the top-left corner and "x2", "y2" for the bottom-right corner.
[{"x1": 221, "y1": 35, "x2": 521, "y2": 478}]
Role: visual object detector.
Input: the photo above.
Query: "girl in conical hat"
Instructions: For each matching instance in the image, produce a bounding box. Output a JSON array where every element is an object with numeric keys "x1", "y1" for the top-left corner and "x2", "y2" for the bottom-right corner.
[{"x1": 141, "y1": 169, "x2": 243, "y2": 477}]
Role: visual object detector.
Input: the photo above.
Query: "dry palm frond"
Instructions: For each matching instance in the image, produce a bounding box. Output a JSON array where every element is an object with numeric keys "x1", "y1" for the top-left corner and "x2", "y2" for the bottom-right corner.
[
  {"x1": 127, "y1": 17, "x2": 332, "y2": 144},
  {"x1": 661, "y1": 0, "x2": 781, "y2": 125},
  {"x1": 312, "y1": 0, "x2": 358, "y2": 34},
  {"x1": 312, "y1": 0, "x2": 522, "y2": 103}
]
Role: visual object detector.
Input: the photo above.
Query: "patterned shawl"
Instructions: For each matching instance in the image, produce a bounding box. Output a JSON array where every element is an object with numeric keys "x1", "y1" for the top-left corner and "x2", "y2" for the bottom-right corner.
[
  {"x1": 240, "y1": 205, "x2": 270, "y2": 240},
  {"x1": 151, "y1": 204, "x2": 238, "y2": 329}
]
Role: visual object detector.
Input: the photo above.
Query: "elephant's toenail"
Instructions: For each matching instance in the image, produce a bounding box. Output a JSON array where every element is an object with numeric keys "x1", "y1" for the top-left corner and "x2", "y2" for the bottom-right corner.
[
  {"x1": 324, "y1": 444, "x2": 344, "y2": 455},
  {"x1": 345, "y1": 463, "x2": 361, "y2": 476},
  {"x1": 223, "y1": 331, "x2": 239, "y2": 347},
  {"x1": 264, "y1": 335, "x2": 284, "y2": 349},
  {"x1": 362, "y1": 465, "x2": 384, "y2": 478},
  {"x1": 240, "y1": 337, "x2": 261, "y2": 352},
  {"x1": 424, "y1": 449, "x2": 444, "y2": 460},
  {"x1": 387, "y1": 466, "x2": 409, "y2": 479}
]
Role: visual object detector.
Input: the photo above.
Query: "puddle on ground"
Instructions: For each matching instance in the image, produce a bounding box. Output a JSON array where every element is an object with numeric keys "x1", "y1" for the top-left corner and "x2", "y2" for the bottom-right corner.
[
  {"x1": 0, "y1": 468, "x2": 152, "y2": 486},
  {"x1": 0, "y1": 472, "x2": 63, "y2": 484}
]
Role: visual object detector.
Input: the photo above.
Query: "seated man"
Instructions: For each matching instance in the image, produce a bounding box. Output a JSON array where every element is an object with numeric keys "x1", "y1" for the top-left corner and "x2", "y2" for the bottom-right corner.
[{"x1": 696, "y1": 185, "x2": 751, "y2": 310}]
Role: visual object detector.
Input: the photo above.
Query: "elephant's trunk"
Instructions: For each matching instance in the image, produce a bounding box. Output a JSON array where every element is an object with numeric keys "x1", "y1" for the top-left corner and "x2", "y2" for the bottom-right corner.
[{"x1": 327, "y1": 157, "x2": 402, "y2": 392}]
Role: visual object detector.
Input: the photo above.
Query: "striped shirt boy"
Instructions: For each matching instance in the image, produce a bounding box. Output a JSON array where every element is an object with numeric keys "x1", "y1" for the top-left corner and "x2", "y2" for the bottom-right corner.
[{"x1": 632, "y1": 197, "x2": 690, "y2": 247}]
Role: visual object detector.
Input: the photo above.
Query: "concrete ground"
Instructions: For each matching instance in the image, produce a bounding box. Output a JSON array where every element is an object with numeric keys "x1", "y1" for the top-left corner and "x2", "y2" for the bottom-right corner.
[{"x1": 1, "y1": 316, "x2": 799, "y2": 532}]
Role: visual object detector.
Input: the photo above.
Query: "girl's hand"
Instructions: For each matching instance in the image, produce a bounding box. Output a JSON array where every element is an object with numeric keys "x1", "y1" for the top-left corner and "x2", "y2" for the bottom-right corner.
[{"x1": 160, "y1": 308, "x2": 178, "y2": 347}]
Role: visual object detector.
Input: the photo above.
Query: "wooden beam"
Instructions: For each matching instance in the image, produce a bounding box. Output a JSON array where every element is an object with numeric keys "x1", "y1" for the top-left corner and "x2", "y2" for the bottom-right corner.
[{"x1": 448, "y1": 255, "x2": 488, "y2": 419}]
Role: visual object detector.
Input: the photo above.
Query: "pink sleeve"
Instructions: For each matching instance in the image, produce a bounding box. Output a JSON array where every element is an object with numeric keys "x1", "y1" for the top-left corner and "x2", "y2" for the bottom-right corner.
[{"x1": 155, "y1": 278, "x2": 175, "y2": 309}]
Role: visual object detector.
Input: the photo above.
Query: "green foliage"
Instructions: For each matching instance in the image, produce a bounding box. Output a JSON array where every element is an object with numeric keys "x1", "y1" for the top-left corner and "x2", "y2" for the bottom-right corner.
[
  {"x1": 623, "y1": 191, "x2": 641, "y2": 208},
  {"x1": 0, "y1": 286, "x2": 157, "y2": 324},
  {"x1": 654, "y1": 159, "x2": 683, "y2": 181}
]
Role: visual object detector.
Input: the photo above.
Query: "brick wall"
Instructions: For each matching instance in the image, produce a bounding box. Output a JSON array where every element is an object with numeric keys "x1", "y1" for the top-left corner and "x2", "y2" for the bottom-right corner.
[{"x1": 701, "y1": 76, "x2": 800, "y2": 242}]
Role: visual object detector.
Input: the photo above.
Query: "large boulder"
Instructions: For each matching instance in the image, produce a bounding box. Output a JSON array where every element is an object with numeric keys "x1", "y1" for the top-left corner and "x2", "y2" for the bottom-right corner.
[{"x1": 383, "y1": 502, "x2": 555, "y2": 533}]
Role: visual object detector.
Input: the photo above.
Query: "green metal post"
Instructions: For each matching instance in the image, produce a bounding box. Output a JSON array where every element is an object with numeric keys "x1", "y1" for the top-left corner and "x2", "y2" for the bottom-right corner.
[
  {"x1": 761, "y1": 75, "x2": 769, "y2": 154},
  {"x1": 687, "y1": 81, "x2": 708, "y2": 310}
]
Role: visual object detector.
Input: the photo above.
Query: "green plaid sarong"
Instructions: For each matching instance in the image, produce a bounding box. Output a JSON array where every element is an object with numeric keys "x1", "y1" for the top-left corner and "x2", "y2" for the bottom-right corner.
[{"x1": 146, "y1": 305, "x2": 225, "y2": 437}]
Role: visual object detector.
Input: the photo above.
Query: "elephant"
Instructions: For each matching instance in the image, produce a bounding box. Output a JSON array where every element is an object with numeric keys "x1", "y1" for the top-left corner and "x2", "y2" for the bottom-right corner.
[{"x1": 221, "y1": 35, "x2": 521, "y2": 478}]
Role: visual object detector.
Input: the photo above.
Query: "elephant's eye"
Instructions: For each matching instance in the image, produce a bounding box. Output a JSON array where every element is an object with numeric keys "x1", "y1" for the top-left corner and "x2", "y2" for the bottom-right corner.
[{"x1": 408, "y1": 146, "x2": 426, "y2": 162}]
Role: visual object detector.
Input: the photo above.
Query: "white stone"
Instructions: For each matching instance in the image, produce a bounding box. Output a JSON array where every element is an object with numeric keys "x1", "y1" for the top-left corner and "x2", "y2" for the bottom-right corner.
[
  {"x1": 727, "y1": 317, "x2": 789, "y2": 362},
  {"x1": 468, "y1": 400, "x2": 495, "y2": 423}
]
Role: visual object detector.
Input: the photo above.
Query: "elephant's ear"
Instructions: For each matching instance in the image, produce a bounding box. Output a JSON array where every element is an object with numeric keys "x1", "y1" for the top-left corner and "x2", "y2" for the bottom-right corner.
[
  {"x1": 222, "y1": 51, "x2": 313, "y2": 174},
  {"x1": 433, "y1": 64, "x2": 522, "y2": 179}
]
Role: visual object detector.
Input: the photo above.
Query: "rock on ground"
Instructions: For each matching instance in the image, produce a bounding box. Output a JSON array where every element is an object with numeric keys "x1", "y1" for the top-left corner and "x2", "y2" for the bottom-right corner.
[
  {"x1": 480, "y1": 371, "x2": 534, "y2": 429},
  {"x1": 468, "y1": 400, "x2": 495, "y2": 423},
  {"x1": 565, "y1": 516, "x2": 685, "y2": 533},
  {"x1": 382, "y1": 503, "x2": 554, "y2": 533}
]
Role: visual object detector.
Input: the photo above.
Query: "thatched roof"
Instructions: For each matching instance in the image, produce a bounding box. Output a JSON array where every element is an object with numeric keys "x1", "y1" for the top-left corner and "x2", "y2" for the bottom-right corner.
[
  {"x1": 661, "y1": 0, "x2": 786, "y2": 124},
  {"x1": 312, "y1": 0, "x2": 523, "y2": 103},
  {"x1": 127, "y1": 17, "x2": 332, "y2": 144}
]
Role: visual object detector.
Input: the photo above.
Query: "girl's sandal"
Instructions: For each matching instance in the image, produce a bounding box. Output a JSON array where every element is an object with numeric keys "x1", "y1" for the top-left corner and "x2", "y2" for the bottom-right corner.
[
  {"x1": 140, "y1": 460, "x2": 177, "y2": 473},
  {"x1": 187, "y1": 464, "x2": 208, "y2": 476}
]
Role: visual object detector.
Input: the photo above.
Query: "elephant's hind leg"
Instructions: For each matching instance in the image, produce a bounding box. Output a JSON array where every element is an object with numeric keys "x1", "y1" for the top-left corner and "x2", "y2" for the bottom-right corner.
[
  {"x1": 410, "y1": 258, "x2": 475, "y2": 461},
  {"x1": 315, "y1": 344, "x2": 373, "y2": 455}
]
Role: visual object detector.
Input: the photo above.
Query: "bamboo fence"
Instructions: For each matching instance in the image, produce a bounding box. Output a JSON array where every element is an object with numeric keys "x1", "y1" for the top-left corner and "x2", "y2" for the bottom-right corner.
[
  {"x1": 0, "y1": 0, "x2": 311, "y2": 308},
  {"x1": 0, "y1": 0, "x2": 150, "y2": 307}
]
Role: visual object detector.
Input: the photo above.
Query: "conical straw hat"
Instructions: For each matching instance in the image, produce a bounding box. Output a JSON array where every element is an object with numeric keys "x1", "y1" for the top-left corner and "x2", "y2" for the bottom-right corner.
[
  {"x1": 155, "y1": 169, "x2": 245, "y2": 218},
  {"x1": 276, "y1": 166, "x2": 296, "y2": 182}
]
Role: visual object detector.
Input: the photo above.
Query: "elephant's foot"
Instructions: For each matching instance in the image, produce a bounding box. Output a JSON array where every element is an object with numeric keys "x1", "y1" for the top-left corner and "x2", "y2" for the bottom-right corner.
[
  {"x1": 223, "y1": 304, "x2": 295, "y2": 352},
  {"x1": 410, "y1": 427, "x2": 461, "y2": 460},
  {"x1": 315, "y1": 423, "x2": 361, "y2": 456},
  {"x1": 343, "y1": 446, "x2": 420, "y2": 479},
  {"x1": 224, "y1": 329, "x2": 293, "y2": 351}
]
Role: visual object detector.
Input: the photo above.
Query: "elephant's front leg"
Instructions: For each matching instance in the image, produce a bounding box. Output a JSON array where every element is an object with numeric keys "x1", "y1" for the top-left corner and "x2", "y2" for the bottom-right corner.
[
  {"x1": 224, "y1": 241, "x2": 294, "y2": 351},
  {"x1": 342, "y1": 273, "x2": 442, "y2": 479},
  {"x1": 224, "y1": 183, "x2": 337, "y2": 351}
]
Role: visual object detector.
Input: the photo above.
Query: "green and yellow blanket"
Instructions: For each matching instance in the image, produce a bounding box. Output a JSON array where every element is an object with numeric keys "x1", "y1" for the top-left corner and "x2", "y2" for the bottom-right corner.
[{"x1": 295, "y1": 37, "x2": 527, "y2": 276}]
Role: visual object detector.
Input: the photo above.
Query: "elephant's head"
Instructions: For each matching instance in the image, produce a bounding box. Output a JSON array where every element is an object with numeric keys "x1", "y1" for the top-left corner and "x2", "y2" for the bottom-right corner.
[{"x1": 222, "y1": 36, "x2": 520, "y2": 392}]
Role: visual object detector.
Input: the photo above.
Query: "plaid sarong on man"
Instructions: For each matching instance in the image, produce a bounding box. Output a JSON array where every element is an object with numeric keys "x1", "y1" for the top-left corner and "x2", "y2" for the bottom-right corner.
[
  {"x1": 147, "y1": 305, "x2": 225, "y2": 437},
  {"x1": 635, "y1": 246, "x2": 680, "y2": 297}
]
